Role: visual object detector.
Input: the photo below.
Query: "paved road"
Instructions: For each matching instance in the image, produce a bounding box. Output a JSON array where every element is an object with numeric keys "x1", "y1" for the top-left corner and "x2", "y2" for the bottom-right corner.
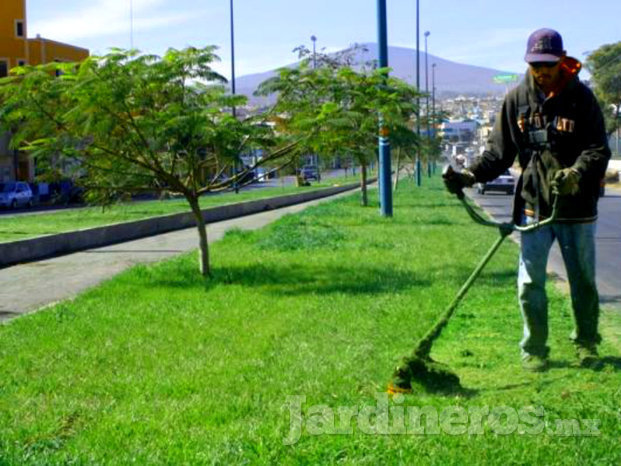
[
  {"x1": 468, "y1": 187, "x2": 621, "y2": 309},
  {"x1": 0, "y1": 169, "x2": 355, "y2": 218},
  {"x1": 0, "y1": 188, "x2": 362, "y2": 323}
]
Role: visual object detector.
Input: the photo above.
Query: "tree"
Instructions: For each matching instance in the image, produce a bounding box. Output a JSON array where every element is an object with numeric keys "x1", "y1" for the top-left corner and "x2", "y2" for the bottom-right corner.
[
  {"x1": 0, "y1": 47, "x2": 298, "y2": 276},
  {"x1": 585, "y1": 42, "x2": 621, "y2": 137},
  {"x1": 258, "y1": 59, "x2": 420, "y2": 205}
]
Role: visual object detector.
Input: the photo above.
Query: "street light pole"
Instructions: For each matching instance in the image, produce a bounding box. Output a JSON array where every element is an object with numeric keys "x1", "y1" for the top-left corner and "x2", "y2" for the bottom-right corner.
[
  {"x1": 311, "y1": 35, "x2": 319, "y2": 170},
  {"x1": 130, "y1": 0, "x2": 134, "y2": 49},
  {"x1": 432, "y1": 62, "x2": 437, "y2": 173},
  {"x1": 415, "y1": 0, "x2": 421, "y2": 186},
  {"x1": 311, "y1": 35, "x2": 317, "y2": 69},
  {"x1": 425, "y1": 31, "x2": 431, "y2": 177},
  {"x1": 230, "y1": 0, "x2": 237, "y2": 116},
  {"x1": 230, "y1": 0, "x2": 239, "y2": 193},
  {"x1": 377, "y1": 0, "x2": 392, "y2": 217}
]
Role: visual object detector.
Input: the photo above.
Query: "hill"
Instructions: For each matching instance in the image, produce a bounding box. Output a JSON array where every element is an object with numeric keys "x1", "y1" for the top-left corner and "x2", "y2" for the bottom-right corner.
[{"x1": 236, "y1": 43, "x2": 523, "y2": 106}]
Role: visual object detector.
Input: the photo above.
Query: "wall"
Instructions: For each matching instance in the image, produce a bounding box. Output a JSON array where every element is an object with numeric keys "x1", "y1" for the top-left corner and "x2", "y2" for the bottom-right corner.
[
  {"x1": 0, "y1": 0, "x2": 27, "y2": 74},
  {"x1": 0, "y1": 0, "x2": 89, "y2": 181}
]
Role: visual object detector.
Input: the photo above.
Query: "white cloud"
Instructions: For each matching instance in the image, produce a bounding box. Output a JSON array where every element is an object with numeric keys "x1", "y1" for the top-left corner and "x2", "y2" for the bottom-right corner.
[{"x1": 28, "y1": 0, "x2": 196, "y2": 42}]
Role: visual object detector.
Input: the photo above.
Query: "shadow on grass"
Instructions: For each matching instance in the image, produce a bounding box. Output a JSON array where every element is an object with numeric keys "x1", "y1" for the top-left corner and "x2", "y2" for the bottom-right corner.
[
  {"x1": 394, "y1": 201, "x2": 466, "y2": 209},
  {"x1": 480, "y1": 375, "x2": 572, "y2": 394},
  {"x1": 600, "y1": 294, "x2": 621, "y2": 305},
  {"x1": 211, "y1": 263, "x2": 432, "y2": 296},
  {"x1": 548, "y1": 357, "x2": 621, "y2": 372},
  {"x1": 600, "y1": 356, "x2": 621, "y2": 370},
  {"x1": 387, "y1": 217, "x2": 470, "y2": 227},
  {"x1": 142, "y1": 262, "x2": 432, "y2": 296},
  {"x1": 410, "y1": 383, "x2": 480, "y2": 398},
  {"x1": 138, "y1": 257, "x2": 515, "y2": 298}
]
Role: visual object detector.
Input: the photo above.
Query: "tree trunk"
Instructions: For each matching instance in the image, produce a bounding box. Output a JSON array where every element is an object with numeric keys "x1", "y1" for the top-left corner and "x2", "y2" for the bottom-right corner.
[
  {"x1": 188, "y1": 196, "x2": 210, "y2": 277},
  {"x1": 393, "y1": 147, "x2": 402, "y2": 191},
  {"x1": 360, "y1": 162, "x2": 368, "y2": 206}
]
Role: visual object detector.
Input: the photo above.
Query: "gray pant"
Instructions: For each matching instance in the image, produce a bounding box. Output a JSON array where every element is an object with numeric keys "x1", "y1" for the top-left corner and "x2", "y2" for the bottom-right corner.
[{"x1": 518, "y1": 219, "x2": 600, "y2": 358}]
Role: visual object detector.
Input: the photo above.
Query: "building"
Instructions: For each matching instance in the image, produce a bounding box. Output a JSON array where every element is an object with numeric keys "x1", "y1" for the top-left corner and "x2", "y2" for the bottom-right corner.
[
  {"x1": 440, "y1": 120, "x2": 478, "y2": 144},
  {"x1": 0, "y1": 0, "x2": 89, "y2": 182}
]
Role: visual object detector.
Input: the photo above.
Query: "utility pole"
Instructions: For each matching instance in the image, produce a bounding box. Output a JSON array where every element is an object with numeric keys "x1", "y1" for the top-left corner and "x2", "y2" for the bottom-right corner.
[{"x1": 377, "y1": 0, "x2": 392, "y2": 216}]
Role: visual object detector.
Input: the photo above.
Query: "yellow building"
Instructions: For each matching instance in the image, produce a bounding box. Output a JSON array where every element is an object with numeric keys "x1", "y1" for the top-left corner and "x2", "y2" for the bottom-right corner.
[{"x1": 0, "y1": 0, "x2": 89, "y2": 182}]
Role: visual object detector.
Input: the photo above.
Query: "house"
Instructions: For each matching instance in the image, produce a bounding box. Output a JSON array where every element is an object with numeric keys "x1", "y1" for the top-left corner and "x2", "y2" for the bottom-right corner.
[{"x1": 0, "y1": 0, "x2": 89, "y2": 182}]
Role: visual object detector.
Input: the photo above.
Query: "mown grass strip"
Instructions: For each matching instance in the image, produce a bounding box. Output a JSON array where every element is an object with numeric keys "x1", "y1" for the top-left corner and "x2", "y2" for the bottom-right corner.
[
  {"x1": 0, "y1": 173, "x2": 368, "y2": 243},
  {"x1": 0, "y1": 177, "x2": 619, "y2": 464}
]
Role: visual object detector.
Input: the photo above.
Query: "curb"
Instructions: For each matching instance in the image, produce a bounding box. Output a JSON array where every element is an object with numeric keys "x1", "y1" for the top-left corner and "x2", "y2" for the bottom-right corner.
[{"x1": 0, "y1": 181, "x2": 370, "y2": 269}]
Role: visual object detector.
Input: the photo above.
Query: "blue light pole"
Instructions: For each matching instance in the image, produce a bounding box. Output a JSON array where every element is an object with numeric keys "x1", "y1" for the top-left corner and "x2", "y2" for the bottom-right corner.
[
  {"x1": 415, "y1": 0, "x2": 422, "y2": 186},
  {"x1": 425, "y1": 30, "x2": 431, "y2": 177},
  {"x1": 432, "y1": 62, "x2": 437, "y2": 173},
  {"x1": 377, "y1": 0, "x2": 392, "y2": 216},
  {"x1": 311, "y1": 35, "x2": 317, "y2": 69}
]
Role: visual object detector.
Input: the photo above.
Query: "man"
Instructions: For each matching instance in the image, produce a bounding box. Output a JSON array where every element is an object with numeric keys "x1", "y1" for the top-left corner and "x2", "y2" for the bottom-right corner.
[{"x1": 443, "y1": 28, "x2": 610, "y2": 372}]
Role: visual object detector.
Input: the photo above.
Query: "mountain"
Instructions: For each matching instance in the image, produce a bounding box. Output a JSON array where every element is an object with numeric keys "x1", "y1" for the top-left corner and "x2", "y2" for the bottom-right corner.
[{"x1": 236, "y1": 43, "x2": 524, "y2": 106}]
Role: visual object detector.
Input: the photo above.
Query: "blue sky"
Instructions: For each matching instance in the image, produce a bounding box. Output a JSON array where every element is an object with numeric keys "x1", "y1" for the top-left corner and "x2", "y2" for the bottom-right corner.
[{"x1": 27, "y1": 0, "x2": 621, "y2": 79}]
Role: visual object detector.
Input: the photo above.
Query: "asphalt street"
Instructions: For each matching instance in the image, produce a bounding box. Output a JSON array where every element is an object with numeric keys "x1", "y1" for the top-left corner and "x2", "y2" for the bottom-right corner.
[
  {"x1": 0, "y1": 169, "x2": 352, "y2": 218},
  {"x1": 468, "y1": 187, "x2": 621, "y2": 309}
]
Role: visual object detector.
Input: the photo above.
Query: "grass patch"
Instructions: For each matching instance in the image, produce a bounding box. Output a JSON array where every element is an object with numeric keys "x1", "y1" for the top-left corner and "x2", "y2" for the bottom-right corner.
[
  {"x1": 0, "y1": 173, "x2": 367, "y2": 243},
  {"x1": 0, "y1": 177, "x2": 620, "y2": 464}
]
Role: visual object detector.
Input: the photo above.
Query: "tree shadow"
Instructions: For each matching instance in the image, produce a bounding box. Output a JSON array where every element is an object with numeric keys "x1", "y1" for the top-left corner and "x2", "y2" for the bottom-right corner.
[
  {"x1": 142, "y1": 262, "x2": 433, "y2": 297},
  {"x1": 211, "y1": 263, "x2": 432, "y2": 297}
]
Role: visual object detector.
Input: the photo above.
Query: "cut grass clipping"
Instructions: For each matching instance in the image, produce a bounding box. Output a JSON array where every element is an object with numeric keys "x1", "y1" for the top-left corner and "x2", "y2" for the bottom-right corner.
[{"x1": 1, "y1": 177, "x2": 621, "y2": 463}]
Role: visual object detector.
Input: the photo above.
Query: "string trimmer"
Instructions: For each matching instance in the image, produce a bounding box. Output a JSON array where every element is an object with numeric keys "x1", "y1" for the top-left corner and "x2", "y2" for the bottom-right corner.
[{"x1": 388, "y1": 166, "x2": 558, "y2": 394}]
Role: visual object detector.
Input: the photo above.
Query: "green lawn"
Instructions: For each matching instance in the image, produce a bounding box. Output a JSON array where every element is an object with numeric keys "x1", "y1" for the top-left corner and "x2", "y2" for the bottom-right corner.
[
  {"x1": 0, "y1": 178, "x2": 620, "y2": 464},
  {"x1": 0, "y1": 173, "x2": 367, "y2": 243}
]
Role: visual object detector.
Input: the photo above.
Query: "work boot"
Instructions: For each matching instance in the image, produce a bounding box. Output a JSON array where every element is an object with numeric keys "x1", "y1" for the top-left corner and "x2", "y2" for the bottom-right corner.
[
  {"x1": 522, "y1": 354, "x2": 548, "y2": 372},
  {"x1": 576, "y1": 345, "x2": 602, "y2": 369}
]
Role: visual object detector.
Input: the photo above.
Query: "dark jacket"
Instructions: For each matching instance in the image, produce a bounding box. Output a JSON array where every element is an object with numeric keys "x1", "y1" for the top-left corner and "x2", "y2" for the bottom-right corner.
[{"x1": 469, "y1": 57, "x2": 611, "y2": 224}]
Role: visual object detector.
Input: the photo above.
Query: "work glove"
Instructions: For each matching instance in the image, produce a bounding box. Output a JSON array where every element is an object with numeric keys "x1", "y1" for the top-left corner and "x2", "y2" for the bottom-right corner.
[
  {"x1": 552, "y1": 167, "x2": 581, "y2": 196},
  {"x1": 442, "y1": 165, "x2": 476, "y2": 197}
]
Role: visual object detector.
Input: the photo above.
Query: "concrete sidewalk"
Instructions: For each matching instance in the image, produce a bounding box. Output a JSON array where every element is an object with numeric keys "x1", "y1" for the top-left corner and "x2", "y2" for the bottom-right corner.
[{"x1": 0, "y1": 190, "x2": 360, "y2": 323}]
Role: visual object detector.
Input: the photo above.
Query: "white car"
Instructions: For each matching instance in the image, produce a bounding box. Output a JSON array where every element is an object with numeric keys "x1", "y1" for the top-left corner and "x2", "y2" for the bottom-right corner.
[{"x1": 0, "y1": 181, "x2": 34, "y2": 209}]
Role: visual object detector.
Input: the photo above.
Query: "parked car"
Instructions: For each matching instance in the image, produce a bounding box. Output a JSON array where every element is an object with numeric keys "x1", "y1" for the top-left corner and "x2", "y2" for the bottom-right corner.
[
  {"x1": 300, "y1": 165, "x2": 320, "y2": 181},
  {"x1": 0, "y1": 181, "x2": 34, "y2": 209},
  {"x1": 475, "y1": 170, "x2": 515, "y2": 195}
]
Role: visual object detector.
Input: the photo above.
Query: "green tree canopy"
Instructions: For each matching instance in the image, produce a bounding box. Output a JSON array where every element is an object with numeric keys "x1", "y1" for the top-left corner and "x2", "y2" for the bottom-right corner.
[
  {"x1": 258, "y1": 60, "x2": 420, "y2": 205},
  {"x1": 0, "y1": 46, "x2": 298, "y2": 276},
  {"x1": 586, "y1": 41, "x2": 621, "y2": 136}
]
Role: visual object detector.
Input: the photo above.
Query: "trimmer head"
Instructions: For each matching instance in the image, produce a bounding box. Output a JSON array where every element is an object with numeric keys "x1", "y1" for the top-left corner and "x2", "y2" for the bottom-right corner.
[{"x1": 388, "y1": 355, "x2": 461, "y2": 394}]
